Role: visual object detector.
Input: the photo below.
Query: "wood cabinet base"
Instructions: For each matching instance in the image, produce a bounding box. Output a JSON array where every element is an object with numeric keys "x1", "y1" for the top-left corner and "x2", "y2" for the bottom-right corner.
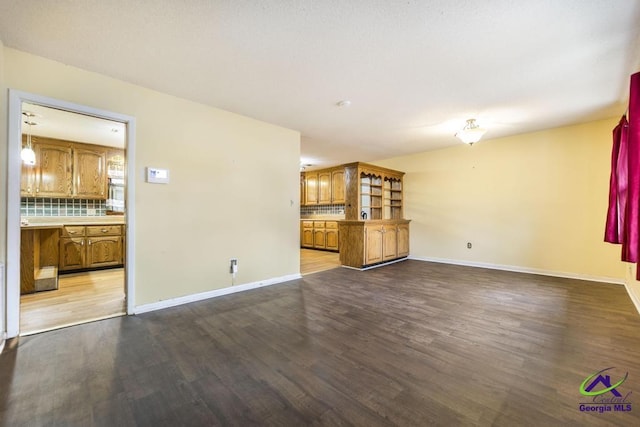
[
  {"x1": 21, "y1": 228, "x2": 61, "y2": 295},
  {"x1": 338, "y1": 220, "x2": 410, "y2": 269}
]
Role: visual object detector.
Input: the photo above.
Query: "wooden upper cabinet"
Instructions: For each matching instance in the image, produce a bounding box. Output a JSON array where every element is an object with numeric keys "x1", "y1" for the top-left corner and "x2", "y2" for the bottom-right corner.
[
  {"x1": 74, "y1": 146, "x2": 107, "y2": 199},
  {"x1": 301, "y1": 167, "x2": 347, "y2": 206},
  {"x1": 331, "y1": 169, "x2": 345, "y2": 204},
  {"x1": 20, "y1": 136, "x2": 113, "y2": 200},
  {"x1": 300, "y1": 173, "x2": 306, "y2": 207},
  {"x1": 21, "y1": 163, "x2": 36, "y2": 196},
  {"x1": 343, "y1": 162, "x2": 404, "y2": 221},
  {"x1": 305, "y1": 172, "x2": 319, "y2": 205},
  {"x1": 34, "y1": 142, "x2": 73, "y2": 198},
  {"x1": 318, "y1": 172, "x2": 331, "y2": 204}
]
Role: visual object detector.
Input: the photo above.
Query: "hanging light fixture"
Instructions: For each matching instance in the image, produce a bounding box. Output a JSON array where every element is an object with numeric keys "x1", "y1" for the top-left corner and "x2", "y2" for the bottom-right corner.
[
  {"x1": 21, "y1": 112, "x2": 37, "y2": 165},
  {"x1": 455, "y1": 118, "x2": 487, "y2": 145}
]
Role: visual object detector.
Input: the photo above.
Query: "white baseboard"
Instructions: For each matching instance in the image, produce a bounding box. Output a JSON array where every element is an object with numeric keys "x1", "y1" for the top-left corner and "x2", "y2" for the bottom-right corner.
[
  {"x1": 623, "y1": 283, "x2": 640, "y2": 315},
  {"x1": 341, "y1": 257, "x2": 408, "y2": 271},
  {"x1": 134, "y1": 273, "x2": 302, "y2": 315},
  {"x1": 408, "y1": 256, "x2": 625, "y2": 285}
]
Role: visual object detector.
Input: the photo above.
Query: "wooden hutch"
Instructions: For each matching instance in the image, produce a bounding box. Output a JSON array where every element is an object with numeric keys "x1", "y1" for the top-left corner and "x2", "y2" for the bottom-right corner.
[{"x1": 338, "y1": 162, "x2": 410, "y2": 268}]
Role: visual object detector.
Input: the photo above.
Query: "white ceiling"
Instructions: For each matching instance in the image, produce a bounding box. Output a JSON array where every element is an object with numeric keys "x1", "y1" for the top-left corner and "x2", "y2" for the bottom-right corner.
[
  {"x1": 2, "y1": 1, "x2": 639, "y2": 169},
  {"x1": 22, "y1": 104, "x2": 126, "y2": 148}
]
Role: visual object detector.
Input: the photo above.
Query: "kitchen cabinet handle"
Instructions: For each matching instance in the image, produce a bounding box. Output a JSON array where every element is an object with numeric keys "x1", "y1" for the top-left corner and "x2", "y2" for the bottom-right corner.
[
  {"x1": 101, "y1": 229, "x2": 108, "y2": 233},
  {"x1": 27, "y1": 187, "x2": 31, "y2": 192},
  {"x1": 88, "y1": 240, "x2": 92, "y2": 245},
  {"x1": 81, "y1": 240, "x2": 84, "y2": 246},
  {"x1": 69, "y1": 230, "x2": 77, "y2": 234},
  {"x1": 36, "y1": 188, "x2": 39, "y2": 193}
]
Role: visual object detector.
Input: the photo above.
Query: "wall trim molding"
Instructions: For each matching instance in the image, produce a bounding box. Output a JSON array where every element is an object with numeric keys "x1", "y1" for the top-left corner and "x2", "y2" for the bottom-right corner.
[
  {"x1": 408, "y1": 256, "x2": 625, "y2": 285},
  {"x1": 134, "y1": 273, "x2": 302, "y2": 315},
  {"x1": 5, "y1": 89, "x2": 137, "y2": 338}
]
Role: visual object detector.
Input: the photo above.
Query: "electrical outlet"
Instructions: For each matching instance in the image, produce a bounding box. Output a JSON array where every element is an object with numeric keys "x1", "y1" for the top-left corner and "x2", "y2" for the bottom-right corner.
[
  {"x1": 230, "y1": 258, "x2": 238, "y2": 274},
  {"x1": 467, "y1": 242, "x2": 472, "y2": 249}
]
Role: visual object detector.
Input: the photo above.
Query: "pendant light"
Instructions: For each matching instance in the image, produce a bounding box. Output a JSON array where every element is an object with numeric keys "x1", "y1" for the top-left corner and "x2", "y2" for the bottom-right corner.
[
  {"x1": 21, "y1": 112, "x2": 36, "y2": 165},
  {"x1": 456, "y1": 118, "x2": 487, "y2": 145}
]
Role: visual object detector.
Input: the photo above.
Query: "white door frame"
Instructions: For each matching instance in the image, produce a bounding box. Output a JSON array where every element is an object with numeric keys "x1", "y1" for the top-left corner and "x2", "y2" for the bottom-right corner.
[{"x1": 6, "y1": 89, "x2": 136, "y2": 338}]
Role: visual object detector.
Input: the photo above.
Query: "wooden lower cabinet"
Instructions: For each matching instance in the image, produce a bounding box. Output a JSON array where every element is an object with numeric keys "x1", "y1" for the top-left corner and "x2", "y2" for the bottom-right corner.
[
  {"x1": 339, "y1": 220, "x2": 410, "y2": 268},
  {"x1": 86, "y1": 236, "x2": 122, "y2": 268},
  {"x1": 382, "y1": 224, "x2": 398, "y2": 261},
  {"x1": 300, "y1": 220, "x2": 339, "y2": 252},
  {"x1": 397, "y1": 222, "x2": 409, "y2": 257},
  {"x1": 325, "y1": 222, "x2": 339, "y2": 251},
  {"x1": 60, "y1": 224, "x2": 124, "y2": 271},
  {"x1": 313, "y1": 221, "x2": 326, "y2": 249},
  {"x1": 364, "y1": 224, "x2": 384, "y2": 265},
  {"x1": 301, "y1": 221, "x2": 314, "y2": 248},
  {"x1": 60, "y1": 237, "x2": 86, "y2": 270}
]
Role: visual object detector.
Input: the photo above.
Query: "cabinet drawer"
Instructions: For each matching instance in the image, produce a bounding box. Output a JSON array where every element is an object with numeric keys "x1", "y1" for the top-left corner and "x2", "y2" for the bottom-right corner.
[
  {"x1": 313, "y1": 221, "x2": 325, "y2": 228},
  {"x1": 86, "y1": 225, "x2": 121, "y2": 236},
  {"x1": 61, "y1": 226, "x2": 86, "y2": 237},
  {"x1": 302, "y1": 221, "x2": 314, "y2": 228},
  {"x1": 325, "y1": 221, "x2": 338, "y2": 229}
]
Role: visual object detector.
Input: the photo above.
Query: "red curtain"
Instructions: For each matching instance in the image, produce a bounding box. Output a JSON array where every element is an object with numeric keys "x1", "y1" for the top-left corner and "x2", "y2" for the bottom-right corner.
[
  {"x1": 605, "y1": 71, "x2": 640, "y2": 277},
  {"x1": 605, "y1": 115, "x2": 629, "y2": 244}
]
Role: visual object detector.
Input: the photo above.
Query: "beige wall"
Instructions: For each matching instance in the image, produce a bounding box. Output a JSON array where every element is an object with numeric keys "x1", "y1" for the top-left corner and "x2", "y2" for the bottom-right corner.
[
  {"x1": 377, "y1": 118, "x2": 626, "y2": 282},
  {"x1": 2, "y1": 47, "x2": 301, "y2": 306}
]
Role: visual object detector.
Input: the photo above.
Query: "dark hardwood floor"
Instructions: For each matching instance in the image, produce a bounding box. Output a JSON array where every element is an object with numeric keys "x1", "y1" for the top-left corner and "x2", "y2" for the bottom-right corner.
[{"x1": 2, "y1": 260, "x2": 640, "y2": 426}]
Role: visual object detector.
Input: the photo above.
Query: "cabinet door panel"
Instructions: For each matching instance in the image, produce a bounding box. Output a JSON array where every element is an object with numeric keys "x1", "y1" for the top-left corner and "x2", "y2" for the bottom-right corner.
[
  {"x1": 60, "y1": 237, "x2": 86, "y2": 271},
  {"x1": 305, "y1": 173, "x2": 318, "y2": 205},
  {"x1": 87, "y1": 236, "x2": 122, "y2": 268},
  {"x1": 397, "y1": 223, "x2": 410, "y2": 257},
  {"x1": 383, "y1": 226, "x2": 398, "y2": 261},
  {"x1": 313, "y1": 229, "x2": 326, "y2": 249},
  {"x1": 74, "y1": 147, "x2": 107, "y2": 199},
  {"x1": 301, "y1": 228, "x2": 314, "y2": 248},
  {"x1": 325, "y1": 229, "x2": 339, "y2": 251},
  {"x1": 331, "y1": 169, "x2": 345, "y2": 203},
  {"x1": 365, "y1": 225, "x2": 383, "y2": 265},
  {"x1": 318, "y1": 172, "x2": 331, "y2": 204},
  {"x1": 36, "y1": 143, "x2": 73, "y2": 197},
  {"x1": 21, "y1": 163, "x2": 36, "y2": 197}
]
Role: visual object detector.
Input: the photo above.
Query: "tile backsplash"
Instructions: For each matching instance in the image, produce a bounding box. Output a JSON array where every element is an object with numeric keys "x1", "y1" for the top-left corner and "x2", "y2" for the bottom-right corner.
[
  {"x1": 300, "y1": 204, "x2": 345, "y2": 216},
  {"x1": 21, "y1": 197, "x2": 107, "y2": 217}
]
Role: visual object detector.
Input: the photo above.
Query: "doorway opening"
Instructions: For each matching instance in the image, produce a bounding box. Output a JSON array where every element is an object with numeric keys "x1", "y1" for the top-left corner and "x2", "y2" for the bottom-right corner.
[
  {"x1": 18, "y1": 103, "x2": 127, "y2": 335},
  {"x1": 6, "y1": 90, "x2": 136, "y2": 339}
]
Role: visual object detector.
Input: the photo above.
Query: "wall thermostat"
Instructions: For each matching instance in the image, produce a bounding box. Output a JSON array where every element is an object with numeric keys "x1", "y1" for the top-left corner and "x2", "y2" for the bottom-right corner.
[{"x1": 146, "y1": 167, "x2": 170, "y2": 184}]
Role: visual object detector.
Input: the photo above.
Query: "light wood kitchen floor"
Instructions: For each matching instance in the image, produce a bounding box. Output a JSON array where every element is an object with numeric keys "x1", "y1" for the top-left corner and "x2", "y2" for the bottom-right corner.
[
  {"x1": 19, "y1": 268, "x2": 126, "y2": 335},
  {"x1": 300, "y1": 248, "x2": 341, "y2": 275}
]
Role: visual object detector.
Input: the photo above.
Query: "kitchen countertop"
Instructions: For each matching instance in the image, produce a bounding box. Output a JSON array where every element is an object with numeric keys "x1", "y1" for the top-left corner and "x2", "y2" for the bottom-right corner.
[
  {"x1": 300, "y1": 216, "x2": 346, "y2": 221},
  {"x1": 21, "y1": 216, "x2": 126, "y2": 228}
]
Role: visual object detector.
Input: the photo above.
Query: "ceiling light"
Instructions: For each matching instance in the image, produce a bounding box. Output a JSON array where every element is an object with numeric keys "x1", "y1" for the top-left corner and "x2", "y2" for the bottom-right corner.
[
  {"x1": 336, "y1": 100, "x2": 351, "y2": 107},
  {"x1": 455, "y1": 119, "x2": 487, "y2": 145},
  {"x1": 21, "y1": 112, "x2": 36, "y2": 165}
]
